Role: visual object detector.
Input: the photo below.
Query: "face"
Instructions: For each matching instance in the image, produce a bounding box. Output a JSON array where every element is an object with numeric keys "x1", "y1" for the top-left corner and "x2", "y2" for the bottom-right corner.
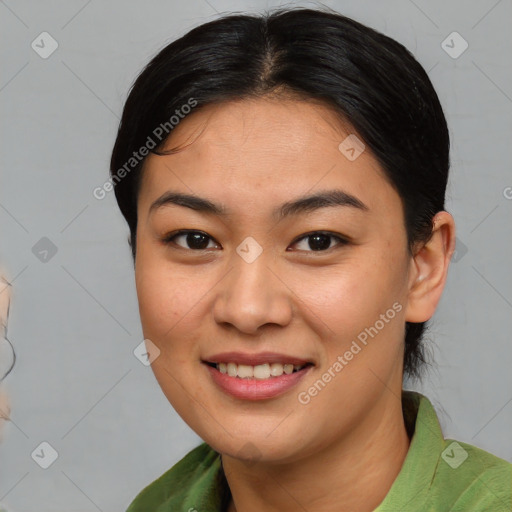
[{"x1": 135, "y1": 96, "x2": 414, "y2": 463}]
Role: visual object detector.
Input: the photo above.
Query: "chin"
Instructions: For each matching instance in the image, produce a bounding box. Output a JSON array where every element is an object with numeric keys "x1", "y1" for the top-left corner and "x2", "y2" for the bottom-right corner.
[{"x1": 201, "y1": 428, "x2": 308, "y2": 465}]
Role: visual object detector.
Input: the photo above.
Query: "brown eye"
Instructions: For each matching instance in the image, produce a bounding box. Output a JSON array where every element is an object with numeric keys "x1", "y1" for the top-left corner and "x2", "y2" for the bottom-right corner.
[
  {"x1": 162, "y1": 230, "x2": 348, "y2": 253},
  {"x1": 163, "y1": 230, "x2": 218, "y2": 250},
  {"x1": 290, "y1": 231, "x2": 349, "y2": 252}
]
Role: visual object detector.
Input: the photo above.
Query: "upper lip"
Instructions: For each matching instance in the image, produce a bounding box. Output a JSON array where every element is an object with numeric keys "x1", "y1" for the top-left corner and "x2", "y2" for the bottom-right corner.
[{"x1": 202, "y1": 351, "x2": 313, "y2": 366}]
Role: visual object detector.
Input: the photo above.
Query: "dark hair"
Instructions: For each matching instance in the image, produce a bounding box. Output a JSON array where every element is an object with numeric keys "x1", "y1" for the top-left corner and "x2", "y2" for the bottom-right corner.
[{"x1": 110, "y1": 7, "x2": 450, "y2": 380}]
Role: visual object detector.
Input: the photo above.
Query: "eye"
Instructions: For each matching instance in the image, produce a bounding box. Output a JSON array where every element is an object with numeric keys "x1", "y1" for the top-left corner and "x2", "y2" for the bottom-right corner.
[
  {"x1": 162, "y1": 230, "x2": 219, "y2": 250},
  {"x1": 289, "y1": 231, "x2": 349, "y2": 253},
  {"x1": 162, "y1": 230, "x2": 349, "y2": 253}
]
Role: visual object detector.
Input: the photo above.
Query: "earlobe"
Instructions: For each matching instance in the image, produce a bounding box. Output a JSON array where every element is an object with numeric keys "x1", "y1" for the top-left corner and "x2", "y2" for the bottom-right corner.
[{"x1": 404, "y1": 211, "x2": 456, "y2": 323}]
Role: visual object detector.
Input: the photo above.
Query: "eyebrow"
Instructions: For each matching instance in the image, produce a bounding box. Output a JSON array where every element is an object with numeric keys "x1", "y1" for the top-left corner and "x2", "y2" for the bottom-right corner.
[{"x1": 149, "y1": 189, "x2": 369, "y2": 221}]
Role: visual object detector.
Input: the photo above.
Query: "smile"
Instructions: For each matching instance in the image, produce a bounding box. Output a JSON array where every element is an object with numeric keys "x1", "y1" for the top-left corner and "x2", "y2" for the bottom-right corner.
[
  {"x1": 202, "y1": 359, "x2": 314, "y2": 401},
  {"x1": 209, "y1": 361, "x2": 310, "y2": 379}
]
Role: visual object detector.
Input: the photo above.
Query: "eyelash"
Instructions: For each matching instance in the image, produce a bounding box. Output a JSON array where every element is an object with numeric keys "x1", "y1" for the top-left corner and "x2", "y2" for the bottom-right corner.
[{"x1": 161, "y1": 230, "x2": 349, "y2": 253}]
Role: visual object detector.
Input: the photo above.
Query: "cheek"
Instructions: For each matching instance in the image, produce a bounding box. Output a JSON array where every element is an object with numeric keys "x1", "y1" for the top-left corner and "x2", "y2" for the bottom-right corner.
[
  {"x1": 288, "y1": 253, "x2": 407, "y2": 364},
  {"x1": 135, "y1": 252, "x2": 188, "y2": 339},
  {"x1": 292, "y1": 258, "x2": 393, "y2": 329},
  {"x1": 134, "y1": 253, "x2": 217, "y2": 356}
]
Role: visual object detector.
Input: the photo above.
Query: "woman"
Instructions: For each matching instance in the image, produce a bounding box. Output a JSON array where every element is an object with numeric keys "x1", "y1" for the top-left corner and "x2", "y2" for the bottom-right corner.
[{"x1": 110, "y1": 8, "x2": 512, "y2": 511}]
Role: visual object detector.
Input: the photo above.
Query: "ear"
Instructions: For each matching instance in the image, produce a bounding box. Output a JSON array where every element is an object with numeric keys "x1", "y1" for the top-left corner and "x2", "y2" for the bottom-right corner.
[{"x1": 404, "y1": 211, "x2": 456, "y2": 323}]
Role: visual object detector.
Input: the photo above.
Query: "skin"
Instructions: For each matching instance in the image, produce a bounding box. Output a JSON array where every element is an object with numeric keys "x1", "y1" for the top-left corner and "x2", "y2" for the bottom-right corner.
[{"x1": 134, "y1": 95, "x2": 456, "y2": 512}]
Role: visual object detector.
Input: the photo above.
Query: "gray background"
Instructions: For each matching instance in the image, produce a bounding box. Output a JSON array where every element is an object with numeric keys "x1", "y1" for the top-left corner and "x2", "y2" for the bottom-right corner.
[{"x1": 1, "y1": 0, "x2": 511, "y2": 510}]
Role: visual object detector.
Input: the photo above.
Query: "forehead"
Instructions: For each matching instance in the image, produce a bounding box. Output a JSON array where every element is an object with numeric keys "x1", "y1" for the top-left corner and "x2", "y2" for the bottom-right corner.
[
  {"x1": 138, "y1": 97, "x2": 399, "y2": 219},
  {"x1": 155, "y1": 97, "x2": 355, "y2": 163}
]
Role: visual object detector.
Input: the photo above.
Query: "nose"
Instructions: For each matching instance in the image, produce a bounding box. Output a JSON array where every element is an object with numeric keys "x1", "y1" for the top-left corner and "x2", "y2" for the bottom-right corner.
[{"x1": 212, "y1": 249, "x2": 293, "y2": 334}]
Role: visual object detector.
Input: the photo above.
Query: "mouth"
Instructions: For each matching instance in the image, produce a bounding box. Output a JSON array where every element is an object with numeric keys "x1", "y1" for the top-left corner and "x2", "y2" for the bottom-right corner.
[
  {"x1": 202, "y1": 361, "x2": 314, "y2": 379},
  {"x1": 201, "y1": 353, "x2": 315, "y2": 400}
]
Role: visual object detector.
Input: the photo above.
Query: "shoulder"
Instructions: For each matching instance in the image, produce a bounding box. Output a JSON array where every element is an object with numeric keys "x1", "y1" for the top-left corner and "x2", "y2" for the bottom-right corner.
[
  {"x1": 378, "y1": 391, "x2": 511, "y2": 512},
  {"x1": 417, "y1": 392, "x2": 512, "y2": 511},
  {"x1": 126, "y1": 442, "x2": 223, "y2": 512},
  {"x1": 430, "y1": 438, "x2": 512, "y2": 511}
]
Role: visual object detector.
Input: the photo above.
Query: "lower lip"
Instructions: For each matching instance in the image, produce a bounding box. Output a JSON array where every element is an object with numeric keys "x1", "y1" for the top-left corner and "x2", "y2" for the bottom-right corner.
[{"x1": 204, "y1": 363, "x2": 313, "y2": 401}]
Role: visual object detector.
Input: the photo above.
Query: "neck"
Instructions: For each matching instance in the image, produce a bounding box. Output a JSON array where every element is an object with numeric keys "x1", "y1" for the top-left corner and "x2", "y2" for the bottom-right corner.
[{"x1": 222, "y1": 390, "x2": 410, "y2": 512}]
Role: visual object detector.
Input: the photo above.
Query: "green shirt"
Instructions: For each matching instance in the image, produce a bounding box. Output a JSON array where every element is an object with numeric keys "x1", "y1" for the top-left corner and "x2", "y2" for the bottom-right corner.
[{"x1": 126, "y1": 391, "x2": 512, "y2": 511}]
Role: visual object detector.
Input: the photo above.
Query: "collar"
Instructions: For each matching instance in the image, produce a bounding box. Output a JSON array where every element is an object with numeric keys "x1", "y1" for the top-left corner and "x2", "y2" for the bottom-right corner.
[{"x1": 374, "y1": 390, "x2": 446, "y2": 510}]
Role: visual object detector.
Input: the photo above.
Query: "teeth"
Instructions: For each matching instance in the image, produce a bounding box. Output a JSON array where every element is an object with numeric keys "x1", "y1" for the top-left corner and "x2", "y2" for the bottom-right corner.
[
  {"x1": 270, "y1": 363, "x2": 283, "y2": 377},
  {"x1": 216, "y1": 362, "x2": 307, "y2": 379},
  {"x1": 253, "y1": 363, "x2": 270, "y2": 379},
  {"x1": 227, "y1": 363, "x2": 237, "y2": 377},
  {"x1": 237, "y1": 364, "x2": 253, "y2": 379}
]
